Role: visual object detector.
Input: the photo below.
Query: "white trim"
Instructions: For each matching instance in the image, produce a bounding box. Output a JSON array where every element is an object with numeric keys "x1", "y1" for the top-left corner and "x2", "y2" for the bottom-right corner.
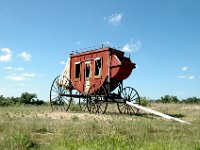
[
  {"x1": 114, "y1": 55, "x2": 121, "y2": 64},
  {"x1": 94, "y1": 57, "x2": 101, "y2": 61},
  {"x1": 75, "y1": 61, "x2": 80, "y2": 64},
  {"x1": 85, "y1": 61, "x2": 91, "y2": 64},
  {"x1": 59, "y1": 58, "x2": 70, "y2": 86}
]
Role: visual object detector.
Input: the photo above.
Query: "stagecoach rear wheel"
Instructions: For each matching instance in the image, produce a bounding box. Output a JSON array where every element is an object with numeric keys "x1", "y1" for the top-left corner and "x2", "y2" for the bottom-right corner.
[
  {"x1": 87, "y1": 84, "x2": 108, "y2": 114},
  {"x1": 50, "y1": 75, "x2": 72, "y2": 111},
  {"x1": 117, "y1": 87, "x2": 140, "y2": 115}
]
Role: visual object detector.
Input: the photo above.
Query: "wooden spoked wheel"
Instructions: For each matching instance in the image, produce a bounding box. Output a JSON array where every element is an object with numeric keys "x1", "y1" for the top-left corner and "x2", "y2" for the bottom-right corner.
[
  {"x1": 50, "y1": 75, "x2": 72, "y2": 111},
  {"x1": 117, "y1": 87, "x2": 140, "y2": 115},
  {"x1": 77, "y1": 91, "x2": 88, "y2": 112},
  {"x1": 87, "y1": 84, "x2": 108, "y2": 114}
]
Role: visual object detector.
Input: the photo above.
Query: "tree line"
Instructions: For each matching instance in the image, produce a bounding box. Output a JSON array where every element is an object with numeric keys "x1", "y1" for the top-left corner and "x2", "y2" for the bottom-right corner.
[
  {"x1": 0, "y1": 92, "x2": 45, "y2": 106},
  {"x1": 0, "y1": 92, "x2": 200, "y2": 107},
  {"x1": 155, "y1": 95, "x2": 200, "y2": 104},
  {"x1": 140, "y1": 95, "x2": 200, "y2": 106}
]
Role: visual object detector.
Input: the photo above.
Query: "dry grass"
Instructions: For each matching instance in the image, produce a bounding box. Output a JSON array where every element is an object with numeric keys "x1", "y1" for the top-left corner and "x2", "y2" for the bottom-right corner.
[{"x1": 0, "y1": 103, "x2": 200, "y2": 149}]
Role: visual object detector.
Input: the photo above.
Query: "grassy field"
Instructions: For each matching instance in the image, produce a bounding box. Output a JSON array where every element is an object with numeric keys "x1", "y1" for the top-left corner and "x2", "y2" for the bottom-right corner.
[{"x1": 0, "y1": 103, "x2": 200, "y2": 150}]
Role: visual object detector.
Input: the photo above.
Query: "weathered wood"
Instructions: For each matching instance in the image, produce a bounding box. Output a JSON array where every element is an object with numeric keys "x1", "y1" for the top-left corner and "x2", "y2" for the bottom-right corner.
[{"x1": 126, "y1": 101, "x2": 190, "y2": 124}]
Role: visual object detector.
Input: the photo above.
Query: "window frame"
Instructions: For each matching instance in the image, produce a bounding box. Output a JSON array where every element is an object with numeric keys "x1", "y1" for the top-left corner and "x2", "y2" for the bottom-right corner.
[
  {"x1": 74, "y1": 62, "x2": 81, "y2": 81},
  {"x1": 94, "y1": 57, "x2": 102, "y2": 78},
  {"x1": 85, "y1": 61, "x2": 91, "y2": 80}
]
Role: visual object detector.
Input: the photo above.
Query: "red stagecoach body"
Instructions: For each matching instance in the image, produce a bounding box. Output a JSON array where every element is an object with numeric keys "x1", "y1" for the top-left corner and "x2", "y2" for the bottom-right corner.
[
  {"x1": 68, "y1": 47, "x2": 136, "y2": 93},
  {"x1": 50, "y1": 46, "x2": 140, "y2": 114}
]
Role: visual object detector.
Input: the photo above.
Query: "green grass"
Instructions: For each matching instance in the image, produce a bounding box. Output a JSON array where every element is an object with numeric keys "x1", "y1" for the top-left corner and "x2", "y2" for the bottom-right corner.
[{"x1": 0, "y1": 104, "x2": 200, "y2": 150}]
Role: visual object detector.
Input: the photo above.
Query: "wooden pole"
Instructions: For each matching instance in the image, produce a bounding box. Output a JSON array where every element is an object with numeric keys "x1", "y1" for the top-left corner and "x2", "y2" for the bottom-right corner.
[{"x1": 126, "y1": 101, "x2": 190, "y2": 124}]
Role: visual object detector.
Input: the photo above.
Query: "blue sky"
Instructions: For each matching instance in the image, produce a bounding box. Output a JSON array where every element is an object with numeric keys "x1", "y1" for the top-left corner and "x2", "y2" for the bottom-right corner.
[{"x1": 0, "y1": 0, "x2": 200, "y2": 100}]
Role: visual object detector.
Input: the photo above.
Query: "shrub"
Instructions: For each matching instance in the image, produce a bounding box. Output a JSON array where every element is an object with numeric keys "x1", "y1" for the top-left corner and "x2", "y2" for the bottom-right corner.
[
  {"x1": 182, "y1": 97, "x2": 200, "y2": 104},
  {"x1": 156, "y1": 95, "x2": 180, "y2": 103},
  {"x1": 140, "y1": 97, "x2": 150, "y2": 106},
  {"x1": 69, "y1": 99, "x2": 80, "y2": 111}
]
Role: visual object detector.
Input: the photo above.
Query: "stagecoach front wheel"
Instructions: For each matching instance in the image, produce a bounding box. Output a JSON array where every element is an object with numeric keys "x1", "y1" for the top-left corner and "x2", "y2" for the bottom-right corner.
[
  {"x1": 77, "y1": 91, "x2": 88, "y2": 112},
  {"x1": 87, "y1": 84, "x2": 108, "y2": 114},
  {"x1": 50, "y1": 75, "x2": 72, "y2": 111},
  {"x1": 117, "y1": 87, "x2": 140, "y2": 115}
]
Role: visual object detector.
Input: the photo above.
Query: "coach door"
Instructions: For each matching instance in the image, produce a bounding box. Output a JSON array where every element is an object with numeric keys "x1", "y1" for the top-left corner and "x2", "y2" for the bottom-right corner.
[{"x1": 84, "y1": 61, "x2": 91, "y2": 93}]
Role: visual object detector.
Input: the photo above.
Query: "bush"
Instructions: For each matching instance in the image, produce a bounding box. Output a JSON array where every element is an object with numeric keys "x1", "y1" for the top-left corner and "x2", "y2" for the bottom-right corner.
[
  {"x1": 182, "y1": 97, "x2": 200, "y2": 104},
  {"x1": 156, "y1": 95, "x2": 180, "y2": 103},
  {"x1": 140, "y1": 97, "x2": 150, "y2": 106},
  {"x1": 0, "y1": 93, "x2": 46, "y2": 107},
  {"x1": 69, "y1": 99, "x2": 80, "y2": 111}
]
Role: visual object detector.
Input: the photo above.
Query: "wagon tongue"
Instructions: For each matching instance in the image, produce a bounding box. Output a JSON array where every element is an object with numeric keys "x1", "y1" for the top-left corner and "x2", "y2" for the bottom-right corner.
[{"x1": 126, "y1": 101, "x2": 191, "y2": 124}]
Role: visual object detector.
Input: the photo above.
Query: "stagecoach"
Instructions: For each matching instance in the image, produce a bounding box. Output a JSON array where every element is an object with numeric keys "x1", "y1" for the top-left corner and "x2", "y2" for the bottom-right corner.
[{"x1": 50, "y1": 46, "x2": 140, "y2": 114}]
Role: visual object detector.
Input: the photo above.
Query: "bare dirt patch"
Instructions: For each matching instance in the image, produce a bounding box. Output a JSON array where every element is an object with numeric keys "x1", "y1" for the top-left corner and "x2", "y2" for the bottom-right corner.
[{"x1": 6, "y1": 111, "x2": 137, "y2": 121}]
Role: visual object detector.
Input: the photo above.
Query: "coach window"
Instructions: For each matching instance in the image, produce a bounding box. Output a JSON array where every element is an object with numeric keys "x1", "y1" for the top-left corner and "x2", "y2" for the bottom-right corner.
[
  {"x1": 94, "y1": 58, "x2": 102, "y2": 77},
  {"x1": 85, "y1": 62, "x2": 91, "y2": 79},
  {"x1": 75, "y1": 62, "x2": 81, "y2": 80}
]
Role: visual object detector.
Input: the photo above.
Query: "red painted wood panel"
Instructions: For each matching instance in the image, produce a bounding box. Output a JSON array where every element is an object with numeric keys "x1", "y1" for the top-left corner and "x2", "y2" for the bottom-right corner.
[{"x1": 69, "y1": 48, "x2": 136, "y2": 94}]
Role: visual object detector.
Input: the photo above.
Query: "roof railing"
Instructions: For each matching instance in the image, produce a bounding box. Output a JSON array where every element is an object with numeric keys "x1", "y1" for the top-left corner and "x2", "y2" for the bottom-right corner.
[{"x1": 70, "y1": 44, "x2": 122, "y2": 55}]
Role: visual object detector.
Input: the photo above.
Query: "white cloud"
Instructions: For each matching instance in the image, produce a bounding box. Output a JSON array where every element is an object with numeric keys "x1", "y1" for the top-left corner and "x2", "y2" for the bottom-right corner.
[
  {"x1": 15, "y1": 67, "x2": 24, "y2": 71},
  {"x1": 21, "y1": 73, "x2": 36, "y2": 77},
  {"x1": 6, "y1": 75, "x2": 26, "y2": 81},
  {"x1": 179, "y1": 66, "x2": 194, "y2": 80},
  {"x1": 182, "y1": 66, "x2": 188, "y2": 71},
  {"x1": 4, "y1": 67, "x2": 24, "y2": 71},
  {"x1": 4, "y1": 66, "x2": 13, "y2": 70},
  {"x1": 178, "y1": 75, "x2": 195, "y2": 80},
  {"x1": 6, "y1": 73, "x2": 36, "y2": 81},
  {"x1": 178, "y1": 75, "x2": 187, "y2": 79},
  {"x1": 0, "y1": 48, "x2": 12, "y2": 62},
  {"x1": 104, "y1": 13, "x2": 122, "y2": 25},
  {"x1": 188, "y1": 75, "x2": 195, "y2": 80},
  {"x1": 60, "y1": 61, "x2": 66, "y2": 65},
  {"x1": 18, "y1": 51, "x2": 31, "y2": 61},
  {"x1": 122, "y1": 40, "x2": 141, "y2": 52}
]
